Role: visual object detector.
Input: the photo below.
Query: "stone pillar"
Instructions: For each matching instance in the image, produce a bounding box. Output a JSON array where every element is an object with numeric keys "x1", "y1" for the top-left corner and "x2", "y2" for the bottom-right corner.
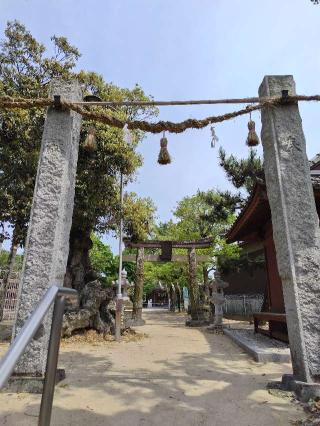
[
  {"x1": 12, "y1": 80, "x2": 82, "y2": 379},
  {"x1": 169, "y1": 284, "x2": 177, "y2": 312},
  {"x1": 186, "y1": 248, "x2": 204, "y2": 325},
  {"x1": 259, "y1": 75, "x2": 320, "y2": 385},
  {"x1": 132, "y1": 247, "x2": 145, "y2": 325}
]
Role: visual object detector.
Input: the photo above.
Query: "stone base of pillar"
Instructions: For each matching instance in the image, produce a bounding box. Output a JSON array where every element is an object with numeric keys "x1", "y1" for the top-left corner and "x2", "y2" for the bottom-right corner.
[
  {"x1": 268, "y1": 374, "x2": 320, "y2": 402},
  {"x1": 185, "y1": 318, "x2": 208, "y2": 327},
  {"x1": 2, "y1": 368, "x2": 65, "y2": 394},
  {"x1": 131, "y1": 318, "x2": 146, "y2": 326},
  {"x1": 206, "y1": 324, "x2": 224, "y2": 334},
  {"x1": 282, "y1": 374, "x2": 320, "y2": 402}
]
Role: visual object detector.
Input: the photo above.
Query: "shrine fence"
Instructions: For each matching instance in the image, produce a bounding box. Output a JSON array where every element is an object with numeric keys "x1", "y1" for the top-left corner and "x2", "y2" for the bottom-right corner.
[{"x1": 224, "y1": 294, "x2": 263, "y2": 317}]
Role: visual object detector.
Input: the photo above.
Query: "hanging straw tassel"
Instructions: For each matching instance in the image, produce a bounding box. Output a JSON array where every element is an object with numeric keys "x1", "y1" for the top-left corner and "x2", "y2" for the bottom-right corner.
[
  {"x1": 246, "y1": 116, "x2": 260, "y2": 147},
  {"x1": 158, "y1": 131, "x2": 171, "y2": 165},
  {"x1": 84, "y1": 126, "x2": 97, "y2": 152}
]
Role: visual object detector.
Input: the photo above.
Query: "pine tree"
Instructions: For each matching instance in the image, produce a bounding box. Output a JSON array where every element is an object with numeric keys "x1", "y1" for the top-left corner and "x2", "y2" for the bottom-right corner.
[{"x1": 218, "y1": 147, "x2": 264, "y2": 194}]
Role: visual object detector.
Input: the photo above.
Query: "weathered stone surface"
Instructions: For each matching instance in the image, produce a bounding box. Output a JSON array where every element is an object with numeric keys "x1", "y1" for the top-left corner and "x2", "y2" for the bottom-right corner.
[
  {"x1": 207, "y1": 270, "x2": 229, "y2": 331},
  {"x1": 12, "y1": 80, "x2": 82, "y2": 376},
  {"x1": 259, "y1": 75, "x2": 320, "y2": 383},
  {"x1": 224, "y1": 328, "x2": 291, "y2": 363},
  {"x1": 279, "y1": 374, "x2": 320, "y2": 402},
  {"x1": 186, "y1": 248, "x2": 205, "y2": 325},
  {"x1": 132, "y1": 247, "x2": 144, "y2": 322},
  {"x1": 3, "y1": 369, "x2": 65, "y2": 394},
  {"x1": 62, "y1": 280, "x2": 114, "y2": 337}
]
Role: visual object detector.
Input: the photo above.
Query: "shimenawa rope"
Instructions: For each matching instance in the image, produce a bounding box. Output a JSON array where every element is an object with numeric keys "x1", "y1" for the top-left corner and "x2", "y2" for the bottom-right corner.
[{"x1": 0, "y1": 94, "x2": 319, "y2": 134}]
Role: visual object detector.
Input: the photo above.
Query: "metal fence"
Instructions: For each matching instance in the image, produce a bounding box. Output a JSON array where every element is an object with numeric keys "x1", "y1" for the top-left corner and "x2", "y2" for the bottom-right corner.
[
  {"x1": 224, "y1": 294, "x2": 264, "y2": 317},
  {"x1": 0, "y1": 271, "x2": 20, "y2": 321}
]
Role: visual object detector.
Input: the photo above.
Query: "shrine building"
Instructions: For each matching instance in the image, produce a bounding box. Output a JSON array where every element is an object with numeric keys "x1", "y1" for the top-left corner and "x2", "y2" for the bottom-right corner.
[{"x1": 225, "y1": 154, "x2": 320, "y2": 342}]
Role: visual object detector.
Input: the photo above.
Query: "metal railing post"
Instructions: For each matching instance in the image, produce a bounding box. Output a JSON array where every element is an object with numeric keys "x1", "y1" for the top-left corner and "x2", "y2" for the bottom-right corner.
[{"x1": 38, "y1": 295, "x2": 66, "y2": 426}]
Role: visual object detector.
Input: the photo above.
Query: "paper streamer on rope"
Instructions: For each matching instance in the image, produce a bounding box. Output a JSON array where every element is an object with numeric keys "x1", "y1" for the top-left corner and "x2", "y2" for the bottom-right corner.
[
  {"x1": 123, "y1": 123, "x2": 132, "y2": 145},
  {"x1": 210, "y1": 126, "x2": 219, "y2": 148}
]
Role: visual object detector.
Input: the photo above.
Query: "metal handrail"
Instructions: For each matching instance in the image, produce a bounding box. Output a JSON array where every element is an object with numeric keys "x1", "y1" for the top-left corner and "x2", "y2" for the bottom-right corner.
[{"x1": 0, "y1": 285, "x2": 78, "y2": 426}]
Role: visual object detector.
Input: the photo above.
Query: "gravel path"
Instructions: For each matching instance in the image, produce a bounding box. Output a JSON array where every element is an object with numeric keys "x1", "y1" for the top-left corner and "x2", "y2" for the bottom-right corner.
[{"x1": 0, "y1": 310, "x2": 305, "y2": 426}]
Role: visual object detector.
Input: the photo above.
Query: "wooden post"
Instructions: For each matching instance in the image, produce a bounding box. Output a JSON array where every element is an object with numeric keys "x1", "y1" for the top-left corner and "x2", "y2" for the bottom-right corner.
[
  {"x1": 259, "y1": 75, "x2": 320, "y2": 389},
  {"x1": 132, "y1": 247, "x2": 145, "y2": 325}
]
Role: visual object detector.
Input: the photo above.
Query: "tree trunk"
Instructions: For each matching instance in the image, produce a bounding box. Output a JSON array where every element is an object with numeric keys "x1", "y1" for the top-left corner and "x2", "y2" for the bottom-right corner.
[
  {"x1": 62, "y1": 227, "x2": 114, "y2": 336},
  {"x1": 187, "y1": 248, "x2": 203, "y2": 323},
  {"x1": 0, "y1": 228, "x2": 18, "y2": 321},
  {"x1": 64, "y1": 227, "x2": 94, "y2": 291},
  {"x1": 132, "y1": 247, "x2": 145, "y2": 325}
]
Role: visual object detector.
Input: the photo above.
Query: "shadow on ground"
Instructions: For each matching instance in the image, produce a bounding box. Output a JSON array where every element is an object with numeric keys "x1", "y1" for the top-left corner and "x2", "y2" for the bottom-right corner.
[{"x1": 0, "y1": 310, "x2": 303, "y2": 426}]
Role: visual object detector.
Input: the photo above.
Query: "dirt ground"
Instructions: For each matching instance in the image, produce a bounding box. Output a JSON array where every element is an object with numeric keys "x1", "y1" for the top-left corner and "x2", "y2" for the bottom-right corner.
[{"x1": 0, "y1": 310, "x2": 305, "y2": 426}]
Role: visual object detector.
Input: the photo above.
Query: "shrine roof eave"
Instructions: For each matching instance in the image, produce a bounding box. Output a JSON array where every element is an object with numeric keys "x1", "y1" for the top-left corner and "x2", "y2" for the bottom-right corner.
[
  {"x1": 226, "y1": 183, "x2": 270, "y2": 244},
  {"x1": 226, "y1": 177, "x2": 320, "y2": 245}
]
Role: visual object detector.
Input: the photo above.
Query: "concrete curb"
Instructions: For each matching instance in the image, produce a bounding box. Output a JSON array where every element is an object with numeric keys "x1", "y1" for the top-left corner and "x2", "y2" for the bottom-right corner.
[{"x1": 224, "y1": 328, "x2": 291, "y2": 363}]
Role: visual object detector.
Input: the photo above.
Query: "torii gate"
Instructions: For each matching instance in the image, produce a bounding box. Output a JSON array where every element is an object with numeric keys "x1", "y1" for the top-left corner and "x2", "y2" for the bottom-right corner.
[
  {"x1": 7, "y1": 75, "x2": 320, "y2": 397},
  {"x1": 123, "y1": 238, "x2": 212, "y2": 325}
]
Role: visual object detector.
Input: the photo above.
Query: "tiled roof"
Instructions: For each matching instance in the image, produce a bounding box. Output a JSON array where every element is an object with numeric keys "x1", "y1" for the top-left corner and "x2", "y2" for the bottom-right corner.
[
  {"x1": 311, "y1": 174, "x2": 320, "y2": 189},
  {"x1": 310, "y1": 154, "x2": 320, "y2": 168},
  {"x1": 226, "y1": 173, "x2": 320, "y2": 243}
]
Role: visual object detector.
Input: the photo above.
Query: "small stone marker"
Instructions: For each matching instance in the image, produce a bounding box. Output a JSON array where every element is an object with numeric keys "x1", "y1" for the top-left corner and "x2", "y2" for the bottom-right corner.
[
  {"x1": 12, "y1": 80, "x2": 82, "y2": 380},
  {"x1": 259, "y1": 75, "x2": 320, "y2": 388}
]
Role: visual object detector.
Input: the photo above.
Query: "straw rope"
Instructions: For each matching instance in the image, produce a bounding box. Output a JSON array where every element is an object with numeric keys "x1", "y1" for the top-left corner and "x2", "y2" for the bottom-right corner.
[{"x1": 0, "y1": 94, "x2": 319, "y2": 134}]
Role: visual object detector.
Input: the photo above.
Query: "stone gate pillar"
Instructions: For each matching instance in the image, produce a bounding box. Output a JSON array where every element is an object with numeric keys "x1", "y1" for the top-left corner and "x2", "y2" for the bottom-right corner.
[
  {"x1": 186, "y1": 247, "x2": 204, "y2": 325},
  {"x1": 132, "y1": 247, "x2": 145, "y2": 325},
  {"x1": 259, "y1": 75, "x2": 320, "y2": 387},
  {"x1": 12, "y1": 80, "x2": 82, "y2": 383}
]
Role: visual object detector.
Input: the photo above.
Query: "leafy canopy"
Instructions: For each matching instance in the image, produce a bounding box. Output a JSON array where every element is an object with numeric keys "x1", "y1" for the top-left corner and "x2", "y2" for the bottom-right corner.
[
  {"x1": 0, "y1": 20, "x2": 157, "y2": 246},
  {"x1": 89, "y1": 234, "x2": 118, "y2": 285},
  {"x1": 134, "y1": 189, "x2": 240, "y2": 295}
]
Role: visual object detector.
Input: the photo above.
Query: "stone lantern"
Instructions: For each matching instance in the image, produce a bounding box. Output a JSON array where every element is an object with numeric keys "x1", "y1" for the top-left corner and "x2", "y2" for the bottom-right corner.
[
  {"x1": 207, "y1": 270, "x2": 229, "y2": 332},
  {"x1": 112, "y1": 269, "x2": 133, "y2": 300},
  {"x1": 111, "y1": 268, "x2": 134, "y2": 327}
]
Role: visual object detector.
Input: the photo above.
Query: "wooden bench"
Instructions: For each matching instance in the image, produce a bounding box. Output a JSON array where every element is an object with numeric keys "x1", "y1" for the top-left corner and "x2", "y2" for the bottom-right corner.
[{"x1": 253, "y1": 312, "x2": 288, "y2": 342}]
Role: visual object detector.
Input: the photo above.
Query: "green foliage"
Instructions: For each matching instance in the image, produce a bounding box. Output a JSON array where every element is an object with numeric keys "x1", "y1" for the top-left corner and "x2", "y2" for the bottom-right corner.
[
  {"x1": 216, "y1": 241, "x2": 265, "y2": 275},
  {"x1": 173, "y1": 189, "x2": 239, "y2": 240},
  {"x1": 217, "y1": 147, "x2": 266, "y2": 273},
  {"x1": 123, "y1": 193, "x2": 156, "y2": 241},
  {"x1": 89, "y1": 234, "x2": 117, "y2": 285},
  {"x1": 135, "y1": 189, "x2": 239, "y2": 295},
  {"x1": 0, "y1": 249, "x2": 23, "y2": 272},
  {"x1": 144, "y1": 261, "x2": 188, "y2": 295},
  {"x1": 218, "y1": 147, "x2": 264, "y2": 194},
  {"x1": 213, "y1": 238, "x2": 242, "y2": 274},
  {"x1": 0, "y1": 250, "x2": 9, "y2": 270},
  {"x1": 0, "y1": 20, "x2": 157, "y2": 248}
]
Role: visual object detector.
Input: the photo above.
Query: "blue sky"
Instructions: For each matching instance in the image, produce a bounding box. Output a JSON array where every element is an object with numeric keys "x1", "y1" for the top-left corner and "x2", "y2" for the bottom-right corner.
[{"x1": 1, "y1": 0, "x2": 320, "y2": 252}]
